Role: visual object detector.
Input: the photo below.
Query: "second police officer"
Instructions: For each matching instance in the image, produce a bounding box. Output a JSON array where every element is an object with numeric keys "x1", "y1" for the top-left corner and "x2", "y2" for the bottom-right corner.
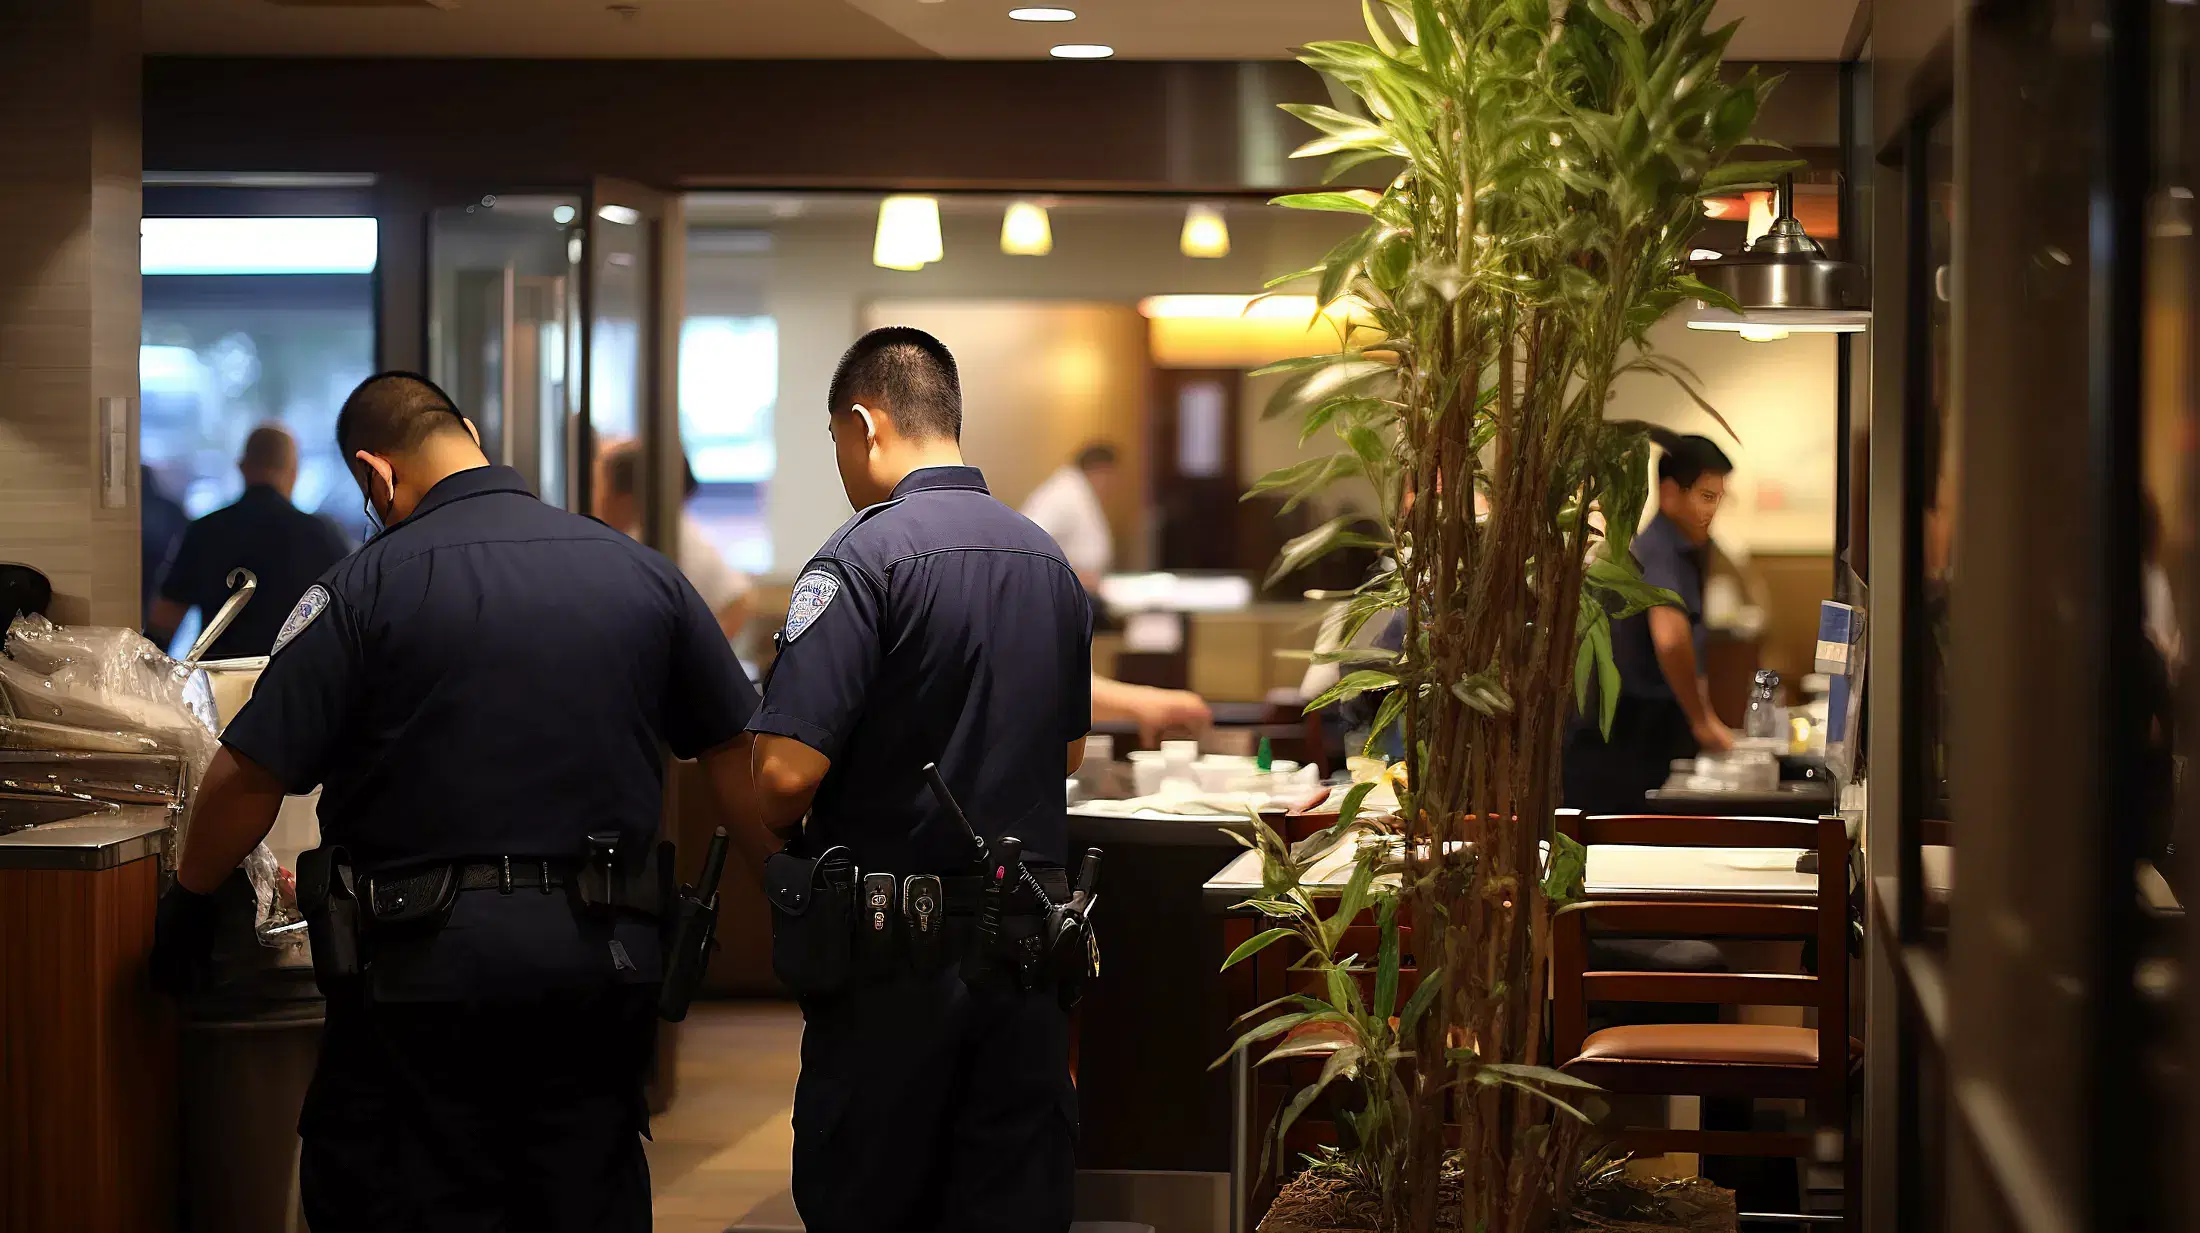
[
  {"x1": 743, "y1": 327, "x2": 1095, "y2": 1233},
  {"x1": 152, "y1": 372, "x2": 761, "y2": 1233}
]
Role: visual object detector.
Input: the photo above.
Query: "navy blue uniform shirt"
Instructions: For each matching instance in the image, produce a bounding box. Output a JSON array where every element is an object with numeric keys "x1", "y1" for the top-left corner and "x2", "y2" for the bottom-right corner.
[
  {"x1": 161, "y1": 484, "x2": 351, "y2": 659},
  {"x1": 748, "y1": 466, "x2": 1092, "y2": 873},
  {"x1": 221, "y1": 465, "x2": 758, "y2": 999},
  {"x1": 1609, "y1": 512, "x2": 1708, "y2": 702}
]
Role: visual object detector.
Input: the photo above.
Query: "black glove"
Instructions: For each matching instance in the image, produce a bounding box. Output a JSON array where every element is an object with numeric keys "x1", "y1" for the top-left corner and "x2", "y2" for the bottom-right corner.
[{"x1": 150, "y1": 882, "x2": 221, "y2": 997}]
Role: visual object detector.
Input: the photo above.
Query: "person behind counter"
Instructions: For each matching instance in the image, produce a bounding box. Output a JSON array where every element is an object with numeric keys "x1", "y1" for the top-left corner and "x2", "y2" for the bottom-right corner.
[
  {"x1": 148, "y1": 423, "x2": 351, "y2": 659},
  {"x1": 1022, "y1": 441, "x2": 1119, "y2": 592},
  {"x1": 1563, "y1": 432, "x2": 1736, "y2": 815},
  {"x1": 594, "y1": 440, "x2": 756, "y2": 645},
  {"x1": 151, "y1": 371, "x2": 763, "y2": 1233},
  {"x1": 742, "y1": 327, "x2": 1092, "y2": 1233}
]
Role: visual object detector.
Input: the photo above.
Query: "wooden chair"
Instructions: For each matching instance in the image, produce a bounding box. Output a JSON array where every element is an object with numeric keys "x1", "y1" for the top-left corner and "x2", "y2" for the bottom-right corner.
[{"x1": 1553, "y1": 813, "x2": 1853, "y2": 1196}]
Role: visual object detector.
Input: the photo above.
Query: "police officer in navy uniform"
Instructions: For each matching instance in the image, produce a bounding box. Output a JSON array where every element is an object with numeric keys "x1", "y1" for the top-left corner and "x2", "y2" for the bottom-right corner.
[
  {"x1": 150, "y1": 372, "x2": 761, "y2": 1233},
  {"x1": 744, "y1": 328, "x2": 1093, "y2": 1233}
]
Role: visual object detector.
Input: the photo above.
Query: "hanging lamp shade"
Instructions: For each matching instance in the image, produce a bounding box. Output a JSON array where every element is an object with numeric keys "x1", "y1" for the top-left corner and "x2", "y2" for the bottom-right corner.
[
  {"x1": 873, "y1": 195, "x2": 943, "y2": 271},
  {"x1": 1180, "y1": 204, "x2": 1230, "y2": 258},
  {"x1": 1000, "y1": 201, "x2": 1053, "y2": 256},
  {"x1": 1688, "y1": 176, "x2": 1868, "y2": 336}
]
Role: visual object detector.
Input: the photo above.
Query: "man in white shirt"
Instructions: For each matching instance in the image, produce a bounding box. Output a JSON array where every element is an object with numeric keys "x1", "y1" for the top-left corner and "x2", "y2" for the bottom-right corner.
[
  {"x1": 1021, "y1": 443, "x2": 1119, "y2": 590},
  {"x1": 595, "y1": 441, "x2": 755, "y2": 644}
]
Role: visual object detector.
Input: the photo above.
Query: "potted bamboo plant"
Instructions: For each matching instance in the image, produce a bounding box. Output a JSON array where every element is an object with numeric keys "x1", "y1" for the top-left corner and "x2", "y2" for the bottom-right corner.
[{"x1": 1223, "y1": 1, "x2": 1792, "y2": 1230}]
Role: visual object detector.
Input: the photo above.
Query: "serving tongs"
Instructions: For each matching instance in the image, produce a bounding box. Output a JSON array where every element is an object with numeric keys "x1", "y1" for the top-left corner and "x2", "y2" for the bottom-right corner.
[{"x1": 183, "y1": 568, "x2": 257, "y2": 664}]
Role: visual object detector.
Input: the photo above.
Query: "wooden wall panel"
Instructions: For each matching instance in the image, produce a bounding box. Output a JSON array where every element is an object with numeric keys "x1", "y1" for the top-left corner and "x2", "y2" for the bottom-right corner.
[{"x1": 0, "y1": 858, "x2": 176, "y2": 1233}]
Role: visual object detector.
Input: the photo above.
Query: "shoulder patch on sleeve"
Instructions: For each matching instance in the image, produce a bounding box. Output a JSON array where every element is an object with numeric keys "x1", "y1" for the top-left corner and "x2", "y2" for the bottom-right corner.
[
  {"x1": 272, "y1": 584, "x2": 331, "y2": 655},
  {"x1": 783, "y1": 570, "x2": 841, "y2": 642}
]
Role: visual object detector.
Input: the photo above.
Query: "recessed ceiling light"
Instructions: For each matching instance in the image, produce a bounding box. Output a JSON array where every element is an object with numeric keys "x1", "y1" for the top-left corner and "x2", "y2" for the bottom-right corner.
[
  {"x1": 1010, "y1": 6, "x2": 1077, "y2": 19},
  {"x1": 552, "y1": 204, "x2": 576, "y2": 225},
  {"x1": 1049, "y1": 43, "x2": 1113, "y2": 58}
]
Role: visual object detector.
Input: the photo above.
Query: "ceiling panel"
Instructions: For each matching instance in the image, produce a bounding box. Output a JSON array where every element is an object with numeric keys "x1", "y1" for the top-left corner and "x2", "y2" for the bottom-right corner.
[{"x1": 144, "y1": 0, "x2": 1861, "y2": 61}]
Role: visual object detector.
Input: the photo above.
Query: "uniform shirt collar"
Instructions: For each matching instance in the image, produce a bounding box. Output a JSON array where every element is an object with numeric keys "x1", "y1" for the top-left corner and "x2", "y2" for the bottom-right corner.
[
  {"x1": 1643, "y1": 512, "x2": 1704, "y2": 559},
  {"x1": 890, "y1": 465, "x2": 989, "y2": 498},
  {"x1": 407, "y1": 464, "x2": 536, "y2": 521}
]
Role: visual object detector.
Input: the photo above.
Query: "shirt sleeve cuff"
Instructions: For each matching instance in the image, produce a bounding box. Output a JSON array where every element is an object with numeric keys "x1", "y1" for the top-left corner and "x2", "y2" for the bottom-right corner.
[{"x1": 744, "y1": 708, "x2": 842, "y2": 761}]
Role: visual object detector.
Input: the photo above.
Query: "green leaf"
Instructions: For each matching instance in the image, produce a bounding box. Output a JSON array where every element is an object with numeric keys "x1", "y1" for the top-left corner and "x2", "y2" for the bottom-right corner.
[
  {"x1": 1266, "y1": 517, "x2": 1392, "y2": 588},
  {"x1": 1540, "y1": 831, "x2": 1588, "y2": 907},
  {"x1": 1474, "y1": 1068, "x2": 1606, "y2": 1124},
  {"x1": 1373, "y1": 896, "x2": 1401, "y2": 1023},
  {"x1": 1598, "y1": 628, "x2": 1621, "y2": 736},
  {"x1": 1249, "y1": 352, "x2": 1368, "y2": 380},
  {"x1": 1323, "y1": 849, "x2": 1379, "y2": 952},
  {"x1": 1573, "y1": 611, "x2": 1604, "y2": 715},
  {"x1": 1672, "y1": 272, "x2": 1744, "y2": 318},
  {"x1": 1266, "y1": 1045, "x2": 1365, "y2": 1179},
  {"x1": 1360, "y1": 682, "x2": 1409, "y2": 757},
  {"x1": 1701, "y1": 157, "x2": 1808, "y2": 191},
  {"x1": 1480, "y1": 1062, "x2": 1603, "y2": 1092},
  {"x1": 1280, "y1": 102, "x2": 1382, "y2": 140},
  {"x1": 1223, "y1": 927, "x2": 1299, "y2": 970},
  {"x1": 1213, "y1": 1008, "x2": 1349, "y2": 1069},
  {"x1": 1243, "y1": 454, "x2": 1360, "y2": 513},
  {"x1": 1396, "y1": 968, "x2": 1442, "y2": 1035},
  {"x1": 1270, "y1": 191, "x2": 1378, "y2": 215},
  {"x1": 1336, "y1": 779, "x2": 1377, "y2": 832},
  {"x1": 1303, "y1": 668, "x2": 1402, "y2": 714},
  {"x1": 1449, "y1": 663, "x2": 1514, "y2": 715},
  {"x1": 1623, "y1": 352, "x2": 1740, "y2": 442},
  {"x1": 1584, "y1": 555, "x2": 1682, "y2": 620},
  {"x1": 1263, "y1": 357, "x2": 1395, "y2": 422}
]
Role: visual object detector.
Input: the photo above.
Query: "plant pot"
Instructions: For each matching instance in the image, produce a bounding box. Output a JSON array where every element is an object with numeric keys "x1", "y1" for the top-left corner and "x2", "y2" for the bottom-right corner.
[{"x1": 1253, "y1": 1169, "x2": 1739, "y2": 1233}]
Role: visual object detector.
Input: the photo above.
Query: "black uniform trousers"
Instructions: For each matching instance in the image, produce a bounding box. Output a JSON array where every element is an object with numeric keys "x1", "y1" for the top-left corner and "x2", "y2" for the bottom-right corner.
[
  {"x1": 1562, "y1": 694, "x2": 1699, "y2": 817},
  {"x1": 298, "y1": 983, "x2": 657, "y2": 1233},
  {"x1": 791, "y1": 921, "x2": 1078, "y2": 1233}
]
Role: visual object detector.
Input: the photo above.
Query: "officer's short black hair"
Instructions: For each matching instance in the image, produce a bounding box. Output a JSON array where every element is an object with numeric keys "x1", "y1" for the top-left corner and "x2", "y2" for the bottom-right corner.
[
  {"x1": 827, "y1": 327, "x2": 961, "y2": 441},
  {"x1": 602, "y1": 439, "x2": 700, "y2": 500},
  {"x1": 1075, "y1": 443, "x2": 1119, "y2": 471},
  {"x1": 1656, "y1": 433, "x2": 1734, "y2": 489},
  {"x1": 336, "y1": 371, "x2": 472, "y2": 460}
]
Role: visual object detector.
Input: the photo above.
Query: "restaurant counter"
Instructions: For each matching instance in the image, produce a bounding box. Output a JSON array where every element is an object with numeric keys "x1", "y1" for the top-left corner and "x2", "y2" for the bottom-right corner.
[{"x1": 0, "y1": 802, "x2": 178, "y2": 1233}]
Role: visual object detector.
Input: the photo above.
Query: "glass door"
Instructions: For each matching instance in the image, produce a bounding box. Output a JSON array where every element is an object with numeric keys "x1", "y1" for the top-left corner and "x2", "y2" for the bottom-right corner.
[
  {"x1": 427, "y1": 190, "x2": 584, "y2": 511},
  {"x1": 582, "y1": 178, "x2": 684, "y2": 554}
]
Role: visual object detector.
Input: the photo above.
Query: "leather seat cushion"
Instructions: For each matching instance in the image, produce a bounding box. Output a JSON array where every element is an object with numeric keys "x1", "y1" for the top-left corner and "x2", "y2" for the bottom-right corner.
[{"x1": 1574, "y1": 1023, "x2": 1857, "y2": 1068}]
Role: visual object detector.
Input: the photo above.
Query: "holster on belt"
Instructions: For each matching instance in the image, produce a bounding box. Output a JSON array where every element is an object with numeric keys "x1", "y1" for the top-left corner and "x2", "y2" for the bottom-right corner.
[
  {"x1": 573, "y1": 831, "x2": 666, "y2": 922},
  {"x1": 762, "y1": 845, "x2": 855, "y2": 997},
  {"x1": 294, "y1": 844, "x2": 363, "y2": 997}
]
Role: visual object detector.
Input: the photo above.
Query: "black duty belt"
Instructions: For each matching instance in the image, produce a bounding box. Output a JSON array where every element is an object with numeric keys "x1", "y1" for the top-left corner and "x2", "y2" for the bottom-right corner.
[{"x1": 456, "y1": 857, "x2": 577, "y2": 894}]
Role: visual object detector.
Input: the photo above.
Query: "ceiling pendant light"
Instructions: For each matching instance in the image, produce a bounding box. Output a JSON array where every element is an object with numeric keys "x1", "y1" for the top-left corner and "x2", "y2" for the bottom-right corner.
[
  {"x1": 1180, "y1": 204, "x2": 1230, "y2": 259},
  {"x1": 1688, "y1": 175, "x2": 1868, "y2": 337},
  {"x1": 873, "y1": 195, "x2": 943, "y2": 271},
  {"x1": 1000, "y1": 201, "x2": 1053, "y2": 256}
]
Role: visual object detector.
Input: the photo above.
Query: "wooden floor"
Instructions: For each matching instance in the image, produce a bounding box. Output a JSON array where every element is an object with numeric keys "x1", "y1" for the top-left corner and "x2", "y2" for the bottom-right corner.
[{"x1": 647, "y1": 1000, "x2": 804, "y2": 1233}]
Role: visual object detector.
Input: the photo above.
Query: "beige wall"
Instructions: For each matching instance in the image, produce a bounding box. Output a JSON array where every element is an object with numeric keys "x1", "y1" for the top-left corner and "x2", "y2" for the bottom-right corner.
[
  {"x1": 684, "y1": 200, "x2": 1357, "y2": 576},
  {"x1": 864, "y1": 299, "x2": 1149, "y2": 554},
  {"x1": 1, "y1": 2, "x2": 142, "y2": 626},
  {"x1": 1604, "y1": 319, "x2": 1842, "y2": 553}
]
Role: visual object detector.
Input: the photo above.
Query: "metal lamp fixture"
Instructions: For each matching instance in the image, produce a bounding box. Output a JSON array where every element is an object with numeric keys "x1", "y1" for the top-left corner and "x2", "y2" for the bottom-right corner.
[{"x1": 1687, "y1": 175, "x2": 1868, "y2": 340}]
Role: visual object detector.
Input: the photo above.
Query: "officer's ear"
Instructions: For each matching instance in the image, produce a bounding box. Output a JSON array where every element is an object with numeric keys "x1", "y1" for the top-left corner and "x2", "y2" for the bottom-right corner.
[
  {"x1": 460, "y1": 417, "x2": 483, "y2": 449},
  {"x1": 353, "y1": 450, "x2": 396, "y2": 500},
  {"x1": 850, "y1": 404, "x2": 880, "y2": 449}
]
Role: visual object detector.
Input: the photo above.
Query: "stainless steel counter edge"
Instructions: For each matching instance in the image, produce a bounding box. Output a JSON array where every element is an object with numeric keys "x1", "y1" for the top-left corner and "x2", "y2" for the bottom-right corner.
[{"x1": 0, "y1": 807, "x2": 176, "y2": 870}]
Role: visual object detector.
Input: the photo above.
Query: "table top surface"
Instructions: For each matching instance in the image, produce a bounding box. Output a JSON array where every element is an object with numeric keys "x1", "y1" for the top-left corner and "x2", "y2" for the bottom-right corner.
[
  {"x1": 1202, "y1": 840, "x2": 1817, "y2": 906},
  {"x1": 0, "y1": 804, "x2": 173, "y2": 870}
]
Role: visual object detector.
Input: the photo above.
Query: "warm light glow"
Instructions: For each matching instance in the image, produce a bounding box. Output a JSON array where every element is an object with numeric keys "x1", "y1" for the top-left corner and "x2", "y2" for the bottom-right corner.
[
  {"x1": 1736, "y1": 325, "x2": 1792, "y2": 343},
  {"x1": 140, "y1": 217, "x2": 378, "y2": 275},
  {"x1": 1703, "y1": 197, "x2": 1733, "y2": 218},
  {"x1": 1049, "y1": 43, "x2": 1114, "y2": 58},
  {"x1": 1179, "y1": 204, "x2": 1231, "y2": 258},
  {"x1": 1138, "y1": 294, "x2": 1371, "y2": 321},
  {"x1": 1009, "y1": 6, "x2": 1077, "y2": 19},
  {"x1": 552, "y1": 204, "x2": 577, "y2": 225},
  {"x1": 1000, "y1": 201, "x2": 1053, "y2": 256},
  {"x1": 1744, "y1": 191, "x2": 1775, "y2": 246},
  {"x1": 1687, "y1": 317, "x2": 1866, "y2": 336},
  {"x1": 873, "y1": 195, "x2": 943, "y2": 271},
  {"x1": 597, "y1": 204, "x2": 642, "y2": 226},
  {"x1": 1688, "y1": 248, "x2": 1723, "y2": 262}
]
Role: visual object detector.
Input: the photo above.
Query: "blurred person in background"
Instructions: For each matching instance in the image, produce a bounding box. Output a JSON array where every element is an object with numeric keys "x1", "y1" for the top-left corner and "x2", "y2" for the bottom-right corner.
[
  {"x1": 595, "y1": 440, "x2": 754, "y2": 645},
  {"x1": 140, "y1": 464, "x2": 188, "y2": 633},
  {"x1": 149, "y1": 423, "x2": 350, "y2": 659},
  {"x1": 1563, "y1": 431, "x2": 1735, "y2": 815},
  {"x1": 1023, "y1": 442, "x2": 1119, "y2": 591}
]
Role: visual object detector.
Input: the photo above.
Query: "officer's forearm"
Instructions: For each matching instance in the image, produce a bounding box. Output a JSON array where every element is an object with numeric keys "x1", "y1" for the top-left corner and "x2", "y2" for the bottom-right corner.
[
  {"x1": 176, "y1": 747, "x2": 287, "y2": 895},
  {"x1": 698, "y1": 736, "x2": 786, "y2": 872},
  {"x1": 746, "y1": 735, "x2": 829, "y2": 833}
]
